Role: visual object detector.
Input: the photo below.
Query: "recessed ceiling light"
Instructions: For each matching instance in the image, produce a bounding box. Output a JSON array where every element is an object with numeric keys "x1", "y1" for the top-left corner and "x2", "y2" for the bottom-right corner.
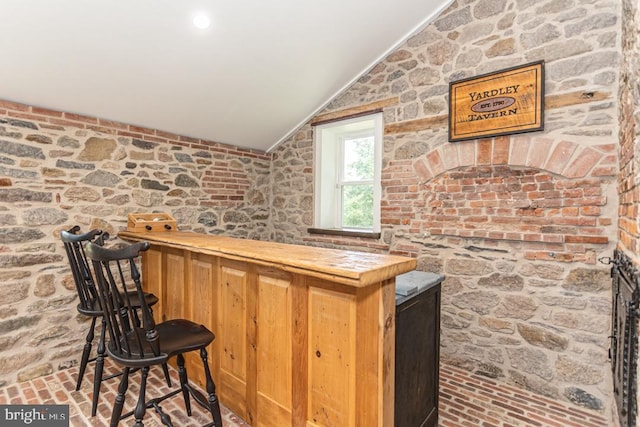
[{"x1": 193, "y1": 12, "x2": 211, "y2": 29}]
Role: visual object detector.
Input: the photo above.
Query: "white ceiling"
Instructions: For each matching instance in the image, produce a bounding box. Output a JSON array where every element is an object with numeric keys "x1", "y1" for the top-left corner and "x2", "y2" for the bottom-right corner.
[{"x1": 1, "y1": 1, "x2": 450, "y2": 152}]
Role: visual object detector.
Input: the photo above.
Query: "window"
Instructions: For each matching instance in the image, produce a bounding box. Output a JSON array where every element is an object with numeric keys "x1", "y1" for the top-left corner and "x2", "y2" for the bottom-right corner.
[{"x1": 312, "y1": 113, "x2": 382, "y2": 235}]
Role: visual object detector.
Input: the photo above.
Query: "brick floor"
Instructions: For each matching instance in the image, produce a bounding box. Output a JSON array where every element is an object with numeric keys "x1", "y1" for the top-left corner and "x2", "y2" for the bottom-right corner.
[
  {"x1": 0, "y1": 360, "x2": 249, "y2": 427},
  {"x1": 0, "y1": 360, "x2": 610, "y2": 426},
  {"x1": 439, "y1": 365, "x2": 610, "y2": 427}
]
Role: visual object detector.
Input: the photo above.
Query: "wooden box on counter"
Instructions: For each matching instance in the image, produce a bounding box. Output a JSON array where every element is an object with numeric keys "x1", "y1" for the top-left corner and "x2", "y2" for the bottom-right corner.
[{"x1": 127, "y1": 213, "x2": 177, "y2": 232}]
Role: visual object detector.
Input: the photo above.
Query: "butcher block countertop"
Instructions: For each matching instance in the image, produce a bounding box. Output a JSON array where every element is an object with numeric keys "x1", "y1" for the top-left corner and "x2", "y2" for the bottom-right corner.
[{"x1": 118, "y1": 230, "x2": 416, "y2": 287}]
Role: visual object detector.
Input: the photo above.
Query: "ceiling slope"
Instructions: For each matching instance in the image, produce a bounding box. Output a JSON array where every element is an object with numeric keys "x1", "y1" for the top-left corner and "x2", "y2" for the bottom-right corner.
[{"x1": 1, "y1": 0, "x2": 451, "y2": 151}]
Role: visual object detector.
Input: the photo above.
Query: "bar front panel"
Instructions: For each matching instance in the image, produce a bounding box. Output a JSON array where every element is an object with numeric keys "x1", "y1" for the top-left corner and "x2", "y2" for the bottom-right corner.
[{"x1": 126, "y1": 231, "x2": 416, "y2": 427}]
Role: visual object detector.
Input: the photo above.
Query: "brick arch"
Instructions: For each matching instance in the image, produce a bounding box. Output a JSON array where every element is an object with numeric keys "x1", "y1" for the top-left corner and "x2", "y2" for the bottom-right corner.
[{"x1": 412, "y1": 135, "x2": 617, "y2": 183}]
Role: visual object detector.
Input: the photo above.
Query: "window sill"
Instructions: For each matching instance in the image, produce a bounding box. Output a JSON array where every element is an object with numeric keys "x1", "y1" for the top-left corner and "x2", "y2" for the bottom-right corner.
[{"x1": 307, "y1": 228, "x2": 381, "y2": 239}]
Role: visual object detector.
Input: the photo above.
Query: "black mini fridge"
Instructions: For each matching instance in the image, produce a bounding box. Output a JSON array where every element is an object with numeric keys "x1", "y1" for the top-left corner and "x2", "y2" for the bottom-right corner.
[{"x1": 394, "y1": 271, "x2": 443, "y2": 427}]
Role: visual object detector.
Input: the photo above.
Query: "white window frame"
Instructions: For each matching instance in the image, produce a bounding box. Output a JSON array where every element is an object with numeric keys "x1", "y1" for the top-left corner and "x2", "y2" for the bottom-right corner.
[{"x1": 313, "y1": 112, "x2": 383, "y2": 233}]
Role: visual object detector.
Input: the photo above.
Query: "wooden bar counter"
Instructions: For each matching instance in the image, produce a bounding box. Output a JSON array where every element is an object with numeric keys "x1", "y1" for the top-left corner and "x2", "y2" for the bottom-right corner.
[{"x1": 118, "y1": 230, "x2": 416, "y2": 427}]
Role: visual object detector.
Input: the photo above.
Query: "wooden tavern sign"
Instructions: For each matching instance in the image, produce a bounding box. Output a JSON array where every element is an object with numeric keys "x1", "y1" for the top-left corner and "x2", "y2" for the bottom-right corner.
[{"x1": 449, "y1": 61, "x2": 544, "y2": 142}]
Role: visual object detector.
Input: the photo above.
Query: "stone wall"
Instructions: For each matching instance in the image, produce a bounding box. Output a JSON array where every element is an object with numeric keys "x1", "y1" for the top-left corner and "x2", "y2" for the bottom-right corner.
[
  {"x1": 269, "y1": 0, "x2": 621, "y2": 414},
  {"x1": 0, "y1": 100, "x2": 270, "y2": 386},
  {"x1": 0, "y1": 0, "x2": 628, "y2": 418}
]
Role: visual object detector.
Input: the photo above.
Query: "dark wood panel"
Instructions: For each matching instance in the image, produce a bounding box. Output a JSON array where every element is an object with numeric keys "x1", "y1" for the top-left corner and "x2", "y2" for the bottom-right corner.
[{"x1": 395, "y1": 283, "x2": 441, "y2": 427}]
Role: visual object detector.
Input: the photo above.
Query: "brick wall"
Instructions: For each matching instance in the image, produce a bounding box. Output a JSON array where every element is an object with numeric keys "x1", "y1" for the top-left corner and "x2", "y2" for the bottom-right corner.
[
  {"x1": 619, "y1": 0, "x2": 640, "y2": 259},
  {"x1": 269, "y1": 0, "x2": 621, "y2": 416},
  {"x1": 0, "y1": 100, "x2": 270, "y2": 386},
  {"x1": 395, "y1": 136, "x2": 615, "y2": 263},
  {"x1": 618, "y1": 0, "x2": 640, "y2": 423}
]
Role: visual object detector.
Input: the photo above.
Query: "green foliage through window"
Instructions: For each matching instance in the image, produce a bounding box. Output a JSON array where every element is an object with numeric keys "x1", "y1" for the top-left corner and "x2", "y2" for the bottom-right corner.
[
  {"x1": 342, "y1": 184, "x2": 373, "y2": 228},
  {"x1": 341, "y1": 136, "x2": 374, "y2": 228}
]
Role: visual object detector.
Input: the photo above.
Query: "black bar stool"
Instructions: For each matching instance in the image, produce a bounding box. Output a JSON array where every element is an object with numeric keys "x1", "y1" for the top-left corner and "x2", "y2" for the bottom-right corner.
[
  {"x1": 61, "y1": 227, "x2": 170, "y2": 416},
  {"x1": 85, "y1": 239, "x2": 222, "y2": 427}
]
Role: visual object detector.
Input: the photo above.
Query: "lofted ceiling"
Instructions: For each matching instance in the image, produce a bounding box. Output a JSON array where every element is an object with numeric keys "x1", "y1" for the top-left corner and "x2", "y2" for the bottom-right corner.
[{"x1": 1, "y1": 0, "x2": 450, "y2": 152}]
